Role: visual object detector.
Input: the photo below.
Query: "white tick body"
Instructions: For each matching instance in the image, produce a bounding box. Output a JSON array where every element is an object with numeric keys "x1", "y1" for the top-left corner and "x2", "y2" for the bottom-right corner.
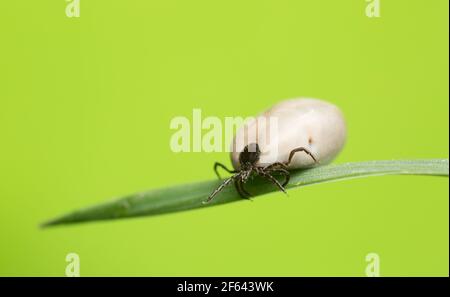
[{"x1": 230, "y1": 98, "x2": 346, "y2": 170}]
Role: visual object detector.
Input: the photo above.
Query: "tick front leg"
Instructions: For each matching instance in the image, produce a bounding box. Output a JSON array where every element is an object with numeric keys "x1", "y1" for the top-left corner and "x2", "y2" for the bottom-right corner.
[
  {"x1": 286, "y1": 147, "x2": 318, "y2": 165},
  {"x1": 204, "y1": 176, "x2": 235, "y2": 204},
  {"x1": 213, "y1": 162, "x2": 237, "y2": 180}
]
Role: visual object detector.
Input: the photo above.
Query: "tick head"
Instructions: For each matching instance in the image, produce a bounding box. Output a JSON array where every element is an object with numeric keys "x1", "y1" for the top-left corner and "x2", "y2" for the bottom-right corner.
[{"x1": 239, "y1": 143, "x2": 261, "y2": 166}]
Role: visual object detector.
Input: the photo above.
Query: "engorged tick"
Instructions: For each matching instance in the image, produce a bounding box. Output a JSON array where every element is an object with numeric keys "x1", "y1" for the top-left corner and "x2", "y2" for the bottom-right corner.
[{"x1": 203, "y1": 98, "x2": 347, "y2": 204}]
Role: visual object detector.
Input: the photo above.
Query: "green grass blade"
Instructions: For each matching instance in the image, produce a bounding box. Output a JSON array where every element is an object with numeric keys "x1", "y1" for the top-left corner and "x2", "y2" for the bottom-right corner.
[{"x1": 42, "y1": 159, "x2": 449, "y2": 227}]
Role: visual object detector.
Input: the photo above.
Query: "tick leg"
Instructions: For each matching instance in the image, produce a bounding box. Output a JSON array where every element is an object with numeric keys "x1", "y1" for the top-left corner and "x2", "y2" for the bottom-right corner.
[
  {"x1": 263, "y1": 163, "x2": 290, "y2": 187},
  {"x1": 214, "y1": 162, "x2": 237, "y2": 180},
  {"x1": 234, "y1": 178, "x2": 252, "y2": 199},
  {"x1": 286, "y1": 147, "x2": 318, "y2": 165},
  {"x1": 263, "y1": 162, "x2": 288, "y2": 171},
  {"x1": 268, "y1": 168, "x2": 290, "y2": 187},
  {"x1": 258, "y1": 171, "x2": 287, "y2": 194},
  {"x1": 203, "y1": 176, "x2": 235, "y2": 204}
]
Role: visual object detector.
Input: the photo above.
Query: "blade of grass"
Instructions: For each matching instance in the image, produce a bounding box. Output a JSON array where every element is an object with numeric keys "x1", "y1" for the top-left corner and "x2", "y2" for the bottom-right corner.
[{"x1": 42, "y1": 159, "x2": 449, "y2": 227}]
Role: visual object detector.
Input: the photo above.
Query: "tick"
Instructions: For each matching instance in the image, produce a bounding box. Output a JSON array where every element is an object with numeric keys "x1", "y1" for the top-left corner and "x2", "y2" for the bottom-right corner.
[{"x1": 204, "y1": 98, "x2": 346, "y2": 203}]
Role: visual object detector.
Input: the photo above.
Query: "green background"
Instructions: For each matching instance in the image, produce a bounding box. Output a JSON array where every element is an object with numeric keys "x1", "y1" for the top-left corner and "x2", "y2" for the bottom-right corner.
[{"x1": 0, "y1": 0, "x2": 448, "y2": 276}]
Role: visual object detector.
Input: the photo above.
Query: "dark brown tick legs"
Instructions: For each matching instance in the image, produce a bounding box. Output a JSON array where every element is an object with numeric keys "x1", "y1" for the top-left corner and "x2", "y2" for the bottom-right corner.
[
  {"x1": 286, "y1": 147, "x2": 318, "y2": 165},
  {"x1": 257, "y1": 148, "x2": 317, "y2": 193},
  {"x1": 256, "y1": 168, "x2": 287, "y2": 194},
  {"x1": 269, "y1": 168, "x2": 290, "y2": 187},
  {"x1": 264, "y1": 162, "x2": 288, "y2": 171},
  {"x1": 206, "y1": 144, "x2": 318, "y2": 204},
  {"x1": 234, "y1": 178, "x2": 251, "y2": 199},
  {"x1": 213, "y1": 162, "x2": 237, "y2": 179},
  {"x1": 263, "y1": 162, "x2": 290, "y2": 187}
]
